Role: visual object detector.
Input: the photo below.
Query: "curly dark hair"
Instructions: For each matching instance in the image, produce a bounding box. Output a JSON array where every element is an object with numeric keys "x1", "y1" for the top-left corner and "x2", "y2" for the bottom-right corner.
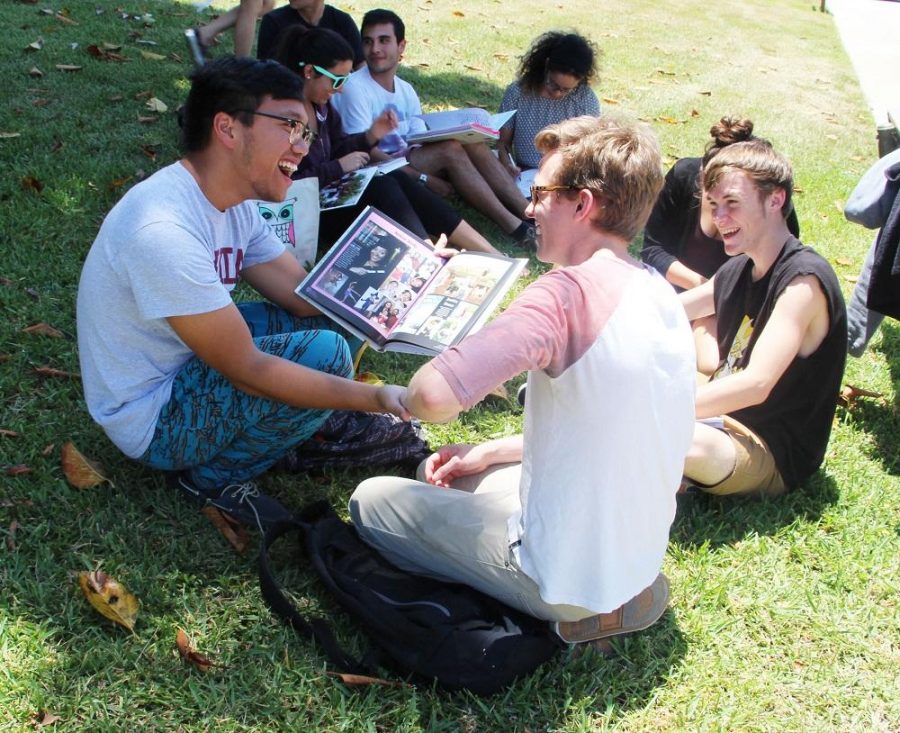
[{"x1": 517, "y1": 31, "x2": 599, "y2": 95}]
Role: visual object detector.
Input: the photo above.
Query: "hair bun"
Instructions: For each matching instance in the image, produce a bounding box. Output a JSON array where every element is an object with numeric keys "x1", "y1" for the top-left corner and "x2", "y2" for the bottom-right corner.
[{"x1": 709, "y1": 116, "x2": 754, "y2": 147}]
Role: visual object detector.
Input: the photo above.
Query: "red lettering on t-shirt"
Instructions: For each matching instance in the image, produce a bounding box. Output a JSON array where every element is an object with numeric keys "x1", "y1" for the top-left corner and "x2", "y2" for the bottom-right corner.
[{"x1": 213, "y1": 246, "x2": 244, "y2": 285}]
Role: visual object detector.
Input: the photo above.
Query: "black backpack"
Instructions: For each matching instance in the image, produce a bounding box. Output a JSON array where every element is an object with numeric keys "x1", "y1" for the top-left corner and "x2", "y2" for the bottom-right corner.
[{"x1": 259, "y1": 501, "x2": 563, "y2": 695}]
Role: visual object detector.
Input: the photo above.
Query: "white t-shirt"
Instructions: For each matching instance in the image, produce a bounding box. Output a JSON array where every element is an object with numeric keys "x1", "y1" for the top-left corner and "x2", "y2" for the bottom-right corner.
[
  {"x1": 332, "y1": 66, "x2": 426, "y2": 138},
  {"x1": 434, "y1": 253, "x2": 696, "y2": 613},
  {"x1": 76, "y1": 162, "x2": 284, "y2": 458}
]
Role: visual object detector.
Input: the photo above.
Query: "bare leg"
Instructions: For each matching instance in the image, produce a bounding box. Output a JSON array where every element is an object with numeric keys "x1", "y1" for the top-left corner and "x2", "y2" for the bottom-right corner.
[
  {"x1": 409, "y1": 142, "x2": 523, "y2": 234},
  {"x1": 234, "y1": 0, "x2": 274, "y2": 57},
  {"x1": 464, "y1": 143, "x2": 528, "y2": 218},
  {"x1": 683, "y1": 422, "x2": 735, "y2": 486},
  {"x1": 197, "y1": 7, "x2": 239, "y2": 46},
  {"x1": 447, "y1": 220, "x2": 499, "y2": 255},
  {"x1": 693, "y1": 314, "x2": 719, "y2": 376}
]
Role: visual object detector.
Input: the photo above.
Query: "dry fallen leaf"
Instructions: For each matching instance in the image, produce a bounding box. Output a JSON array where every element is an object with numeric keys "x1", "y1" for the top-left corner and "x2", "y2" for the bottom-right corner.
[
  {"x1": 137, "y1": 115, "x2": 158, "y2": 124},
  {"x1": 29, "y1": 67, "x2": 44, "y2": 78},
  {"x1": 655, "y1": 68, "x2": 676, "y2": 76},
  {"x1": 834, "y1": 257, "x2": 852, "y2": 267},
  {"x1": 451, "y1": 10, "x2": 465, "y2": 16},
  {"x1": 23, "y1": 322, "x2": 63, "y2": 338},
  {"x1": 355, "y1": 371, "x2": 384, "y2": 386},
  {"x1": 838, "y1": 384, "x2": 883, "y2": 408},
  {"x1": 327, "y1": 671, "x2": 405, "y2": 688},
  {"x1": 55, "y1": 64, "x2": 83, "y2": 72},
  {"x1": 78, "y1": 570, "x2": 139, "y2": 632},
  {"x1": 6, "y1": 465, "x2": 32, "y2": 476},
  {"x1": 41, "y1": 443, "x2": 55, "y2": 456},
  {"x1": 0, "y1": 132, "x2": 21, "y2": 139},
  {"x1": 201, "y1": 506, "x2": 250, "y2": 554},
  {"x1": 7, "y1": 520, "x2": 19, "y2": 551},
  {"x1": 601, "y1": 97, "x2": 620, "y2": 105},
  {"x1": 25, "y1": 38, "x2": 44, "y2": 52},
  {"x1": 61, "y1": 441, "x2": 114, "y2": 489},
  {"x1": 145, "y1": 97, "x2": 168, "y2": 113},
  {"x1": 21, "y1": 175, "x2": 44, "y2": 193},
  {"x1": 33, "y1": 366, "x2": 80, "y2": 379},
  {"x1": 0, "y1": 429, "x2": 19, "y2": 438},
  {"x1": 176, "y1": 629, "x2": 219, "y2": 672},
  {"x1": 698, "y1": 90, "x2": 712, "y2": 96},
  {"x1": 140, "y1": 50, "x2": 166, "y2": 61},
  {"x1": 32, "y1": 711, "x2": 61, "y2": 729}
]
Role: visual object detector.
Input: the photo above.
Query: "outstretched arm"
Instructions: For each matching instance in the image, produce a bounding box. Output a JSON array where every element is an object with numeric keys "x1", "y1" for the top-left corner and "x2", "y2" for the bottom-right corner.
[
  {"x1": 240, "y1": 251, "x2": 320, "y2": 318},
  {"x1": 424, "y1": 437, "x2": 524, "y2": 487},
  {"x1": 695, "y1": 274, "x2": 828, "y2": 419},
  {"x1": 405, "y1": 362, "x2": 465, "y2": 423},
  {"x1": 167, "y1": 303, "x2": 408, "y2": 418}
]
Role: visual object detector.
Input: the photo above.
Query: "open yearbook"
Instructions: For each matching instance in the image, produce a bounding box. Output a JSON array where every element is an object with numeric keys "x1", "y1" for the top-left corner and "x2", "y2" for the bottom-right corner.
[
  {"x1": 406, "y1": 108, "x2": 516, "y2": 145},
  {"x1": 318, "y1": 158, "x2": 411, "y2": 210},
  {"x1": 296, "y1": 206, "x2": 527, "y2": 355}
]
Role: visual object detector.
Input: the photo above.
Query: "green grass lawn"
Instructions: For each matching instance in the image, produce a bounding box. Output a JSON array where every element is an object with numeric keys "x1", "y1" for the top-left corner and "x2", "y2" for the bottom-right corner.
[{"x1": 1, "y1": 0, "x2": 898, "y2": 731}]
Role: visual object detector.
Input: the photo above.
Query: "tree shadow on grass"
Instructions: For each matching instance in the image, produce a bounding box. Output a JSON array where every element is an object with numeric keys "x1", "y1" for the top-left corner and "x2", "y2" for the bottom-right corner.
[
  {"x1": 670, "y1": 471, "x2": 840, "y2": 550},
  {"x1": 397, "y1": 67, "x2": 510, "y2": 111},
  {"x1": 842, "y1": 319, "x2": 900, "y2": 475}
]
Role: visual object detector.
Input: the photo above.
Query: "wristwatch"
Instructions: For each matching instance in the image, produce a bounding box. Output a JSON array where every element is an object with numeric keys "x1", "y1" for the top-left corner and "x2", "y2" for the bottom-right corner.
[{"x1": 418, "y1": 173, "x2": 428, "y2": 186}]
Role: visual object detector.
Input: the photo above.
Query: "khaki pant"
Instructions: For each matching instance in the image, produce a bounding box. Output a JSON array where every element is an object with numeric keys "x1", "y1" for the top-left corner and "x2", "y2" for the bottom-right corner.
[
  {"x1": 349, "y1": 462, "x2": 596, "y2": 623},
  {"x1": 702, "y1": 415, "x2": 787, "y2": 497}
]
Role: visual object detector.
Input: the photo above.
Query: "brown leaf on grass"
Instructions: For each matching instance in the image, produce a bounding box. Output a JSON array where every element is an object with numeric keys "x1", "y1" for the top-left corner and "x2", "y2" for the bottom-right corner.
[
  {"x1": 176, "y1": 629, "x2": 220, "y2": 672},
  {"x1": 141, "y1": 144, "x2": 158, "y2": 160},
  {"x1": 834, "y1": 257, "x2": 852, "y2": 267},
  {"x1": 451, "y1": 10, "x2": 465, "y2": 16},
  {"x1": 41, "y1": 443, "x2": 55, "y2": 456},
  {"x1": 464, "y1": 64, "x2": 483, "y2": 71},
  {"x1": 690, "y1": 109, "x2": 700, "y2": 117},
  {"x1": 55, "y1": 65, "x2": 83, "y2": 72},
  {"x1": 0, "y1": 132, "x2": 21, "y2": 139},
  {"x1": 843, "y1": 275, "x2": 857, "y2": 283},
  {"x1": 32, "y1": 711, "x2": 61, "y2": 729},
  {"x1": 108, "y1": 94, "x2": 124, "y2": 102},
  {"x1": 655, "y1": 68, "x2": 676, "y2": 76},
  {"x1": 168, "y1": 52, "x2": 183, "y2": 63},
  {"x1": 327, "y1": 671, "x2": 406, "y2": 687},
  {"x1": 134, "y1": 90, "x2": 153, "y2": 100},
  {"x1": 838, "y1": 384, "x2": 883, "y2": 408},
  {"x1": 61, "y1": 441, "x2": 113, "y2": 489},
  {"x1": 0, "y1": 499, "x2": 33, "y2": 508},
  {"x1": 6, "y1": 465, "x2": 32, "y2": 476},
  {"x1": 656, "y1": 115, "x2": 684, "y2": 125},
  {"x1": 137, "y1": 115, "x2": 158, "y2": 124},
  {"x1": 32, "y1": 99, "x2": 50, "y2": 108},
  {"x1": 25, "y1": 38, "x2": 43, "y2": 52},
  {"x1": 33, "y1": 366, "x2": 80, "y2": 379},
  {"x1": 493, "y1": 53, "x2": 509, "y2": 61},
  {"x1": 107, "y1": 176, "x2": 132, "y2": 191},
  {"x1": 140, "y1": 50, "x2": 166, "y2": 61},
  {"x1": 52, "y1": 10, "x2": 79, "y2": 26},
  {"x1": 29, "y1": 67, "x2": 44, "y2": 78},
  {"x1": 698, "y1": 90, "x2": 712, "y2": 96},
  {"x1": 23, "y1": 322, "x2": 63, "y2": 337},
  {"x1": 0, "y1": 429, "x2": 19, "y2": 438},
  {"x1": 22, "y1": 175, "x2": 44, "y2": 193},
  {"x1": 86, "y1": 44, "x2": 128, "y2": 62},
  {"x1": 78, "y1": 570, "x2": 139, "y2": 632},
  {"x1": 7, "y1": 520, "x2": 20, "y2": 551},
  {"x1": 201, "y1": 506, "x2": 250, "y2": 555},
  {"x1": 601, "y1": 97, "x2": 620, "y2": 105}
]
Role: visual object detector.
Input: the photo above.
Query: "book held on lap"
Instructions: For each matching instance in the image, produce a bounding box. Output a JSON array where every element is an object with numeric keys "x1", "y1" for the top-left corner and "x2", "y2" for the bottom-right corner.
[
  {"x1": 295, "y1": 206, "x2": 527, "y2": 355},
  {"x1": 405, "y1": 108, "x2": 516, "y2": 145}
]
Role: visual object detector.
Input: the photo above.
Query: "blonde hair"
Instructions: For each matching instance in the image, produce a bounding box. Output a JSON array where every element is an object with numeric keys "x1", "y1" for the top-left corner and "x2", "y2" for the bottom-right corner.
[{"x1": 534, "y1": 115, "x2": 663, "y2": 241}]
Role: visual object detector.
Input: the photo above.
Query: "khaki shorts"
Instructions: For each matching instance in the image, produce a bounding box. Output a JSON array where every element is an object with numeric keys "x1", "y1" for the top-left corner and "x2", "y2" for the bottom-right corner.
[{"x1": 702, "y1": 415, "x2": 787, "y2": 497}]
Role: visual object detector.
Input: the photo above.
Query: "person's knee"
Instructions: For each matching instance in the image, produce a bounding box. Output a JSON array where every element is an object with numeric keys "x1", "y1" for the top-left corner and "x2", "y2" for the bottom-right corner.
[{"x1": 280, "y1": 330, "x2": 353, "y2": 379}]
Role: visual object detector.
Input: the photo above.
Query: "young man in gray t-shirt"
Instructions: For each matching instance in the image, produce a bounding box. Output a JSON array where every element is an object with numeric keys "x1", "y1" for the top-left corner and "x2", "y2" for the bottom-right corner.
[{"x1": 76, "y1": 57, "x2": 408, "y2": 531}]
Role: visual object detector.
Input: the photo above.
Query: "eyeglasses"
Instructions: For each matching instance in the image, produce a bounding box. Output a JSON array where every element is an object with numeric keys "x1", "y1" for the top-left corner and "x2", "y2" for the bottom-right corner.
[
  {"x1": 300, "y1": 62, "x2": 350, "y2": 90},
  {"x1": 242, "y1": 110, "x2": 318, "y2": 146},
  {"x1": 543, "y1": 75, "x2": 579, "y2": 96},
  {"x1": 530, "y1": 184, "x2": 578, "y2": 205}
]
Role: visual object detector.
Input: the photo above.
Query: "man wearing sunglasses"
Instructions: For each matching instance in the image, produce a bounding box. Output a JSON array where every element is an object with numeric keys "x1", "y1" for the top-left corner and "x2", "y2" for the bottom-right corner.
[
  {"x1": 350, "y1": 115, "x2": 696, "y2": 649},
  {"x1": 333, "y1": 9, "x2": 535, "y2": 247},
  {"x1": 77, "y1": 57, "x2": 408, "y2": 533}
]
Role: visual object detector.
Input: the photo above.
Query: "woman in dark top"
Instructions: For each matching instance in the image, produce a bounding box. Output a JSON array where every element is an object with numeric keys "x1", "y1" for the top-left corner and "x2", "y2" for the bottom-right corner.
[
  {"x1": 641, "y1": 117, "x2": 800, "y2": 291},
  {"x1": 272, "y1": 27, "x2": 497, "y2": 254}
]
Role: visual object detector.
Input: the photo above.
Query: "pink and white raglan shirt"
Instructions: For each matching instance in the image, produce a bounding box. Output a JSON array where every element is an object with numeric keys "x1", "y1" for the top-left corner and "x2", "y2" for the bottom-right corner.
[{"x1": 433, "y1": 252, "x2": 696, "y2": 613}]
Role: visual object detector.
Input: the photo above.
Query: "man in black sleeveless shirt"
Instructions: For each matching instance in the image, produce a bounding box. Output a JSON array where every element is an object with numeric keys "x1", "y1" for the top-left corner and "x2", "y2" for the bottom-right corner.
[{"x1": 679, "y1": 141, "x2": 846, "y2": 496}]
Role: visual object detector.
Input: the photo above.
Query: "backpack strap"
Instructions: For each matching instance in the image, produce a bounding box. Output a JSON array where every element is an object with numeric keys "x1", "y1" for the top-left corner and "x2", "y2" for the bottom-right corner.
[{"x1": 259, "y1": 518, "x2": 372, "y2": 675}]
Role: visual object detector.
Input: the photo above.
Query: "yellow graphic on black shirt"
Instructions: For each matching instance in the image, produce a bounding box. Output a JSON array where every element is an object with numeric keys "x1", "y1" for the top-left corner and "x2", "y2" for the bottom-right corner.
[{"x1": 712, "y1": 315, "x2": 753, "y2": 380}]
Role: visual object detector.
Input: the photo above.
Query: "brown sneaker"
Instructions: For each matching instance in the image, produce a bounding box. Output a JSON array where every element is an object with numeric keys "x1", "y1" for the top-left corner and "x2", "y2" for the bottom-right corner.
[{"x1": 553, "y1": 573, "x2": 670, "y2": 644}]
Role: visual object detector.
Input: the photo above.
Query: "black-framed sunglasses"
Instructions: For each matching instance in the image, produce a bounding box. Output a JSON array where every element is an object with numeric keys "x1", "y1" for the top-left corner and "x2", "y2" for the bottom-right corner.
[
  {"x1": 242, "y1": 110, "x2": 318, "y2": 146},
  {"x1": 530, "y1": 184, "x2": 578, "y2": 205},
  {"x1": 300, "y1": 62, "x2": 350, "y2": 90}
]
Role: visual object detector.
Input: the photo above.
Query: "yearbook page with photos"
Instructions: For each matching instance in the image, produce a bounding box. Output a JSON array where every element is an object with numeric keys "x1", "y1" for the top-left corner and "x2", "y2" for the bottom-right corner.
[{"x1": 296, "y1": 207, "x2": 527, "y2": 355}]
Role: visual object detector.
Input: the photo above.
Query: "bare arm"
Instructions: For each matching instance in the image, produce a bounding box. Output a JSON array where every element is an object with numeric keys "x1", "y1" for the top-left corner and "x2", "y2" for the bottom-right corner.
[
  {"x1": 679, "y1": 276, "x2": 716, "y2": 321},
  {"x1": 167, "y1": 303, "x2": 408, "y2": 417},
  {"x1": 666, "y1": 260, "x2": 708, "y2": 291},
  {"x1": 240, "y1": 251, "x2": 320, "y2": 318},
  {"x1": 695, "y1": 275, "x2": 828, "y2": 419},
  {"x1": 424, "y1": 436, "x2": 524, "y2": 486},
  {"x1": 404, "y1": 361, "x2": 465, "y2": 423},
  {"x1": 497, "y1": 127, "x2": 520, "y2": 178}
]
